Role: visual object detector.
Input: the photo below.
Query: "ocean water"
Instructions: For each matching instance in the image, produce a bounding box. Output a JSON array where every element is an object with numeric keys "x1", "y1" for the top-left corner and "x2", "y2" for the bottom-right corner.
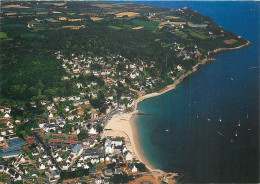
[{"x1": 135, "y1": 1, "x2": 259, "y2": 183}]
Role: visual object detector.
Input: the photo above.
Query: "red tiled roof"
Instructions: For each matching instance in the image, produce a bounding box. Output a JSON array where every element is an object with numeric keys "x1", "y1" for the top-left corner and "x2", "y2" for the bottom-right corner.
[
  {"x1": 54, "y1": 134, "x2": 65, "y2": 137},
  {"x1": 24, "y1": 146, "x2": 29, "y2": 149},
  {"x1": 27, "y1": 138, "x2": 35, "y2": 144},
  {"x1": 69, "y1": 135, "x2": 77, "y2": 138},
  {"x1": 51, "y1": 139, "x2": 62, "y2": 143},
  {"x1": 65, "y1": 141, "x2": 77, "y2": 144}
]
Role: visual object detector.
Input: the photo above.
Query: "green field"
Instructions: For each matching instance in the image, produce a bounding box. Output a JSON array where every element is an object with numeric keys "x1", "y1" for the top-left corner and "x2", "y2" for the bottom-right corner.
[
  {"x1": 177, "y1": 31, "x2": 185, "y2": 35},
  {"x1": 21, "y1": 33, "x2": 44, "y2": 38},
  {"x1": 188, "y1": 29, "x2": 209, "y2": 39},
  {"x1": 124, "y1": 25, "x2": 134, "y2": 29},
  {"x1": 2, "y1": 24, "x2": 26, "y2": 28},
  {"x1": 108, "y1": 25, "x2": 123, "y2": 30},
  {"x1": 31, "y1": 26, "x2": 45, "y2": 32},
  {"x1": 132, "y1": 19, "x2": 160, "y2": 31},
  {"x1": 0, "y1": 32, "x2": 7, "y2": 39}
]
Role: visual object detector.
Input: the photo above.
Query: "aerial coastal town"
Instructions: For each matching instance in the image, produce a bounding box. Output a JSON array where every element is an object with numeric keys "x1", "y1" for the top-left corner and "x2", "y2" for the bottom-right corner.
[
  {"x1": 0, "y1": 51, "x2": 180, "y2": 184},
  {"x1": 0, "y1": 1, "x2": 250, "y2": 183}
]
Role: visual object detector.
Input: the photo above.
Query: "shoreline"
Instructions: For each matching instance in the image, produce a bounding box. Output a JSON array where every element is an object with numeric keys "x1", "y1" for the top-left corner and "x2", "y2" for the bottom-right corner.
[
  {"x1": 208, "y1": 40, "x2": 252, "y2": 54},
  {"x1": 130, "y1": 112, "x2": 158, "y2": 171},
  {"x1": 105, "y1": 40, "x2": 251, "y2": 175},
  {"x1": 134, "y1": 40, "x2": 251, "y2": 110}
]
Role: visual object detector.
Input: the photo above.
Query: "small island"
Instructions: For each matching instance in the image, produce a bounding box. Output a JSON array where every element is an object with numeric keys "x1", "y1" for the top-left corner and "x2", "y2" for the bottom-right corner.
[{"x1": 0, "y1": 1, "x2": 250, "y2": 183}]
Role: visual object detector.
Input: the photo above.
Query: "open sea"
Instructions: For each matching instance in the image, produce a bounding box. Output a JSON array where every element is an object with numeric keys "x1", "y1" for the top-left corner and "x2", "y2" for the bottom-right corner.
[{"x1": 135, "y1": 1, "x2": 259, "y2": 183}]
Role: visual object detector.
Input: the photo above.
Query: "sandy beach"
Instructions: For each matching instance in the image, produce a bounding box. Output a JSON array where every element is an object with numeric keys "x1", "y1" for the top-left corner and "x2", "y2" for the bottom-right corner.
[
  {"x1": 104, "y1": 111, "x2": 157, "y2": 171},
  {"x1": 104, "y1": 40, "x2": 251, "y2": 173}
]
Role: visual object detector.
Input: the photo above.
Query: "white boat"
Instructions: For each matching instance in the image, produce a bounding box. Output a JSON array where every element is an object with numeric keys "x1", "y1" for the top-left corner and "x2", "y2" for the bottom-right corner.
[
  {"x1": 238, "y1": 120, "x2": 241, "y2": 127},
  {"x1": 235, "y1": 130, "x2": 238, "y2": 137},
  {"x1": 219, "y1": 118, "x2": 222, "y2": 122}
]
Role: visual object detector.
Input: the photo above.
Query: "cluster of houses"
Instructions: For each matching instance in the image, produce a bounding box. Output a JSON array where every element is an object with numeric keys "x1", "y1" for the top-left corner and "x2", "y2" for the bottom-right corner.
[
  {"x1": 0, "y1": 91, "x2": 143, "y2": 183},
  {"x1": 56, "y1": 51, "x2": 171, "y2": 100},
  {"x1": 0, "y1": 151, "x2": 41, "y2": 182},
  {"x1": 69, "y1": 137, "x2": 139, "y2": 178},
  {"x1": 0, "y1": 165, "x2": 22, "y2": 181},
  {"x1": 28, "y1": 139, "x2": 62, "y2": 182},
  {"x1": 57, "y1": 53, "x2": 139, "y2": 109},
  {"x1": 0, "y1": 107, "x2": 15, "y2": 147}
]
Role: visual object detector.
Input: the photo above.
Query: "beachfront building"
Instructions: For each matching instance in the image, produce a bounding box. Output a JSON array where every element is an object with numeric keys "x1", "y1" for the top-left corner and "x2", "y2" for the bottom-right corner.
[
  {"x1": 105, "y1": 139, "x2": 114, "y2": 154},
  {"x1": 111, "y1": 138, "x2": 123, "y2": 147},
  {"x1": 128, "y1": 164, "x2": 138, "y2": 173},
  {"x1": 124, "y1": 151, "x2": 133, "y2": 162}
]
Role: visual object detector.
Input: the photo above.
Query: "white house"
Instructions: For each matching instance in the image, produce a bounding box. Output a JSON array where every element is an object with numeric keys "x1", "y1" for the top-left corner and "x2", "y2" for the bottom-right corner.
[
  {"x1": 48, "y1": 113, "x2": 53, "y2": 119},
  {"x1": 124, "y1": 151, "x2": 133, "y2": 162},
  {"x1": 177, "y1": 65, "x2": 183, "y2": 71},
  {"x1": 77, "y1": 162, "x2": 82, "y2": 168},
  {"x1": 47, "y1": 105, "x2": 53, "y2": 111},
  {"x1": 14, "y1": 173, "x2": 22, "y2": 181},
  {"x1": 1, "y1": 130, "x2": 6, "y2": 136},
  {"x1": 62, "y1": 163, "x2": 69, "y2": 170},
  {"x1": 17, "y1": 155, "x2": 26, "y2": 164},
  {"x1": 130, "y1": 73, "x2": 136, "y2": 79},
  {"x1": 83, "y1": 164, "x2": 89, "y2": 169},
  {"x1": 130, "y1": 164, "x2": 138, "y2": 173},
  {"x1": 56, "y1": 156, "x2": 62, "y2": 162},
  {"x1": 50, "y1": 165, "x2": 57, "y2": 171},
  {"x1": 47, "y1": 159, "x2": 52, "y2": 166},
  {"x1": 105, "y1": 156, "x2": 110, "y2": 162},
  {"x1": 89, "y1": 127, "x2": 97, "y2": 135},
  {"x1": 3, "y1": 114, "x2": 10, "y2": 119},
  {"x1": 39, "y1": 163, "x2": 45, "y2": 170},
  {"x1": 112, "y1": 139, "x2": 123, "y2": 147},
  {"x1": 64, "y1": 106, "x2": 70, "y2": 112},
  {"x1": 105, "y1": 140, "x2": 114, "y2": 155}
]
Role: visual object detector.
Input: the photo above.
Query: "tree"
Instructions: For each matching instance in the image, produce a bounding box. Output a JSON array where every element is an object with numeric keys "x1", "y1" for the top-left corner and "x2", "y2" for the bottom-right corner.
[
  {"x1": 63, "y1": 124, "x2": 73, "y2": 133},
  {"x1": 78, "y1": 129, "x2": 89, "y2": 141},
  {"x1": 110, "y1": 173, "x2": 132, "y2": 183},
  {"x1": 135, "y1": 163, "x2": 148, "y2": 172},
  {"x1": 14, "y1": 181, "x2": 23, "y2": 184},
  {"x1": 59, "y1": 168, "x2": 89, "y2": 182},
  {"x1": 96, "y1": 124, "x2": 103, "y2": 133},
  {"x1": 84, "y1": 110, "x2": 91, "y2": 120}
]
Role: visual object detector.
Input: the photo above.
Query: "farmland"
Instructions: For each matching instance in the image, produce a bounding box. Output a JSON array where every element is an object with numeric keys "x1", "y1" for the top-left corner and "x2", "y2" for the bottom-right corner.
[
  {"x1": 115, "y1": 12, "x2": 140, "y2": 18},
  {"x1": 0, "y1": 32, "x2": 8, "y2": 39},
  {"x1": 132, "y1": 19, "x2": 160, "y2": 31}
]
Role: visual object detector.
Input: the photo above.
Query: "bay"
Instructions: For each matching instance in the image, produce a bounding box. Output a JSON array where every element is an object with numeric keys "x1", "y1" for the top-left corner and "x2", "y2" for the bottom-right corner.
[{"x1": 136, "y1": 1, "x2": 259, "y2": 183}]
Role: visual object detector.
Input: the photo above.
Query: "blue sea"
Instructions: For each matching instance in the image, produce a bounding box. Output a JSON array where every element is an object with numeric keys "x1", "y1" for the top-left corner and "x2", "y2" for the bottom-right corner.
[{"x1": 134, "y1": 1, "x2": 259, "y2": 183}]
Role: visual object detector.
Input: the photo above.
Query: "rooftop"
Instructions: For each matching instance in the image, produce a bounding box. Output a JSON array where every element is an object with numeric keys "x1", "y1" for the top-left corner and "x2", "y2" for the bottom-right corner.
[{"x1": 72, "y1": 144, "x2": 82, "y2": 153}]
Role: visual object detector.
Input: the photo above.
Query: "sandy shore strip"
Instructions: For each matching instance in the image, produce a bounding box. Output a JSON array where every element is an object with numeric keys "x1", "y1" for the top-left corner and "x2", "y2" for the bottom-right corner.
[{"x1": 104, "y1": 111, "x2": 158, "y2": 171}]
